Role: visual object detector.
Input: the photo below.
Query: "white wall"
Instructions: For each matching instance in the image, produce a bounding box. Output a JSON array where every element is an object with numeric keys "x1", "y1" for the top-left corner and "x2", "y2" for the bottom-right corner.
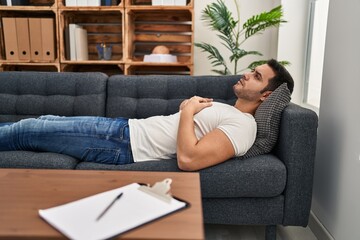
[
  {"x1": 304, "y1": 0, "x2": 329, "y2": 109},
  {"x1": 311, "y1": 0, "x2": 360, "y2": 239},
  {"x1": 194, "y1": 0, "x2": 279, "y2": 76},
  {"x1": 277, "y1": 0, "x2": 310, "y2": 104}
]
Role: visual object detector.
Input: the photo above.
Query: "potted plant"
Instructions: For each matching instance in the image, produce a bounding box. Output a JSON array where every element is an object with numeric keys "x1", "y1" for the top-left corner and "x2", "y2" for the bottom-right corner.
[{"x1": 195, "y1": 0, "x2": 289, "y2": 75}]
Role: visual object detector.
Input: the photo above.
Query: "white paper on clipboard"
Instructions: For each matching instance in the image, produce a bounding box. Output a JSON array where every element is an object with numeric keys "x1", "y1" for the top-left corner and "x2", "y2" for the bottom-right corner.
[{"x1": 39, "y1": 179, "x2": 188, "y2": 240}]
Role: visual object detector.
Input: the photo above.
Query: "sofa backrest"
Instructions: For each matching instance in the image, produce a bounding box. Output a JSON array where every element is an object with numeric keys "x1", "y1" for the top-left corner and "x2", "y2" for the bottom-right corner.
[
  {"x1": 0, "y1": 72, "x2": 107, "y2": 122},
  {"x1": 106, "y1": 75, "x2": 240, "y2": 118}
]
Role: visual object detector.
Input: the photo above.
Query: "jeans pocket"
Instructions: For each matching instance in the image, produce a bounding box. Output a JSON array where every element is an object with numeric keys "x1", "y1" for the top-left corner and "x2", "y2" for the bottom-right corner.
[{"x1": 81, "y1": 148, "x2": 120, "y2": 164}]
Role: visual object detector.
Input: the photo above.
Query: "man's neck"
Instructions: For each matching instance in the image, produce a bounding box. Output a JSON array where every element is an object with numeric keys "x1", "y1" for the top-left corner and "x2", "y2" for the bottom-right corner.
[{"x1": 234, "y1": 99, "x2": 261, "y2": 115}]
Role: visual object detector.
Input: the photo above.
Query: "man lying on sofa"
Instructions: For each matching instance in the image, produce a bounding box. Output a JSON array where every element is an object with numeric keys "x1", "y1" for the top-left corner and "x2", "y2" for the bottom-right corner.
[{"x1": 0, "y1": 59, "x2": 294, "y2": 171}]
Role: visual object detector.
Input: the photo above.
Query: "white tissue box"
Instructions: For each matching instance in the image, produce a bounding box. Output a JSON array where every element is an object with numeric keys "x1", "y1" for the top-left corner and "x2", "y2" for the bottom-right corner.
[{"x1": 143, "y1": 54, "x2": 178, "y2": 63}]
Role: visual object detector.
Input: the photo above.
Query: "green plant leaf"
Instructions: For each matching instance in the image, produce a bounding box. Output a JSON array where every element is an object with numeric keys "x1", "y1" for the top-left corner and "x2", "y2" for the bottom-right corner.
[
  {"x1": 231, "y1": 50, "x2": 263, "y2": 62},
  {"x1": 278, "y1": 60, "x2": 291, "y2": 67},
  {"x1": 201, "y1": 0, "x2": 237, "y2": 36},
  {"x1": 201, "y1": 0, "x2": 239, "y2": 57},
  {"x1": 243, "y1": 5, "x2": 286, "y2": 39},
  {"x1": 194, "y1": 42, "x2": 231, "y2": 74},
  {"x1": 218, "y1": 34, "x2": 236, "y2": 52}
]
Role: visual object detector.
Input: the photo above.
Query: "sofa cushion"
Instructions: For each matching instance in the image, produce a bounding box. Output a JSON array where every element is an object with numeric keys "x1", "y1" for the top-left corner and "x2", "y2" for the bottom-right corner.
[
  {"x1": 242, "y1": 83, "x2": 291, "y2": 159},
  {"x1": 0, "y1": 151, "x2": 79, "y2": 169},
  {"x1": 0, "y1": 72, "x2": 107, "y2": 122},
  {"x1": 201, "y1": 155, "x2": 286, "y2": 198},
  {"x1": 76, "y1": 154, "x2": 286, "y2": 198},
  {"x1": 106, "y1": 75, "x2": 239, "y2": 118}
]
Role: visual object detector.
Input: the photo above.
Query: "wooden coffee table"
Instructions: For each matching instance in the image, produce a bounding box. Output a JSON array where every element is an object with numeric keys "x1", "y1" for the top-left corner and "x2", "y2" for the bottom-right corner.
[{"x1": 0, "y1": 169, "x2": 204, "y2": 240}]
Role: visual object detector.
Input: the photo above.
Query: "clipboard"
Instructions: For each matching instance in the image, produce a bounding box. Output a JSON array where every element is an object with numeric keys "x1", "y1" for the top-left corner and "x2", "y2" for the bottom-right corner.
[{"x1": 39, "y1": 178, "x2": 189, "y2": 240}]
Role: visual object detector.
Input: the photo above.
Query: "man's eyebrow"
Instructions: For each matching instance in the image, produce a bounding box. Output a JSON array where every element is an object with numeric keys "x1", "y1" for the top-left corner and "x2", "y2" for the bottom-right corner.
[{"x1": 254, "y1": 69, "x2": 263, "y2": 80}]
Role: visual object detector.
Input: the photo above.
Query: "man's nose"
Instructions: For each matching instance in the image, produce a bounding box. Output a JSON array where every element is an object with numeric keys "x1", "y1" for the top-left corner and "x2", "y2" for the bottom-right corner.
[{"x1": 243, "y1": 73, "x2": 249, "y2": 80}]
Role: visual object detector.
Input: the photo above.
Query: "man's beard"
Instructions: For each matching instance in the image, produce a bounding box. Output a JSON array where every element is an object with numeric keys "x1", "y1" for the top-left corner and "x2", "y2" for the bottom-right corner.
[{"x1": 234, "y1": 87, "x2": 262, "y2": 102}]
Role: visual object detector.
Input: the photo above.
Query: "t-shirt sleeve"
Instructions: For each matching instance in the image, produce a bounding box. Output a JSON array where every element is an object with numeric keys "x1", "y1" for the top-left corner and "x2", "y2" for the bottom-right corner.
[{"x1": 217, "y1": 117, "x2": 257, "y2": 157}]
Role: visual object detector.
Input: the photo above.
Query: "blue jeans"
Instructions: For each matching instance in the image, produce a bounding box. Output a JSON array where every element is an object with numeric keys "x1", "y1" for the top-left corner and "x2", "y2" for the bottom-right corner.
[{"x1": 0, "y1": 115, "x2": 133, "y2": 165}]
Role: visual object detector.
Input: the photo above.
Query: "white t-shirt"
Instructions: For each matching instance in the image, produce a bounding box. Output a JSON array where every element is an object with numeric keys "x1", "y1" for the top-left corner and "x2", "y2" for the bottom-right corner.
[{"x1": 128, "y1": 102, "x2": 256, "y2": 162}]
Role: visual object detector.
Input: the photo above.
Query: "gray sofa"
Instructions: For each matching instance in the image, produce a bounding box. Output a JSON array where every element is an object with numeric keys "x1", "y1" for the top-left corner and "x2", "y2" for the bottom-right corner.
[{"x1": 0, "y1": 71, "x2": 318, "y2": 240}]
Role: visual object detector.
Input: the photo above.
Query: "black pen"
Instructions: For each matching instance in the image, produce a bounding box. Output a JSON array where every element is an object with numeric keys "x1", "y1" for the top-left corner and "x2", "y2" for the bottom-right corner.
[{"x1": 96, "y1": 192, "x2": 123, "y2": 221}]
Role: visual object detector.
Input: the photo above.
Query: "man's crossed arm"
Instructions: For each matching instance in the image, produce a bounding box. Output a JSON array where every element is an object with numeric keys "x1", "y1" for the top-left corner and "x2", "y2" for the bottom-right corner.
[{"x1": 176, "y1": 96, "x2": 235, "y2": 171}]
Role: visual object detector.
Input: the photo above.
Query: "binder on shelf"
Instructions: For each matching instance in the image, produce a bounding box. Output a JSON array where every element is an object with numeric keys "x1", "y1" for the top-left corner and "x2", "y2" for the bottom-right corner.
[
  {"x1": 64, "y1": 26, "x2": 71, "y2": 60},
  {"x1": 77, "y1": 0, "x2": 87, "y2": 6},
  {"x1": 39, "y1": 179, "x2": 188, "y2": 240},
  {"x1": 2, "y1": 18, "x2": 19, "y2": 60},
  {"x1": 69, "y1": 23, "x2": 79, "y2": 60},
  {"x1": 41, "y1": 18, "x2": 55, "y2": 61},
  {"x1": 152, "y1": 0, "x2": 186, "y2": 6},
  {"x1": 28, "y1": 18, "x2": 43, "y2": 61},
  {"x1": 15, "y1": 18, "x2": 31, "y2": 61},
  {"x1": 1, "y1": 0, "x2": 29, "y2": 5},
  {"x1": 67, "y1": 24, "x2": 89, "y2": 61},
  {"x1": 174, "y1": 0, "x2": 186, "y2": 6},
  {"x1": 75, "y1": 27, "x2": 89, "y2": 60},
  {"x1": 65, "y1": 0, "x2": 77, "y2": 6},
  {"x1": 87, "y1": 0, "x2": 100, "y2": 6},
  {"x1": 101, "y1": 0, "x2": 111, "y2": 6}
]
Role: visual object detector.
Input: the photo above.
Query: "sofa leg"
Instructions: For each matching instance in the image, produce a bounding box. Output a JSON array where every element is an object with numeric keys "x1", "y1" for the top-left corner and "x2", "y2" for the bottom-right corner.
[{"x1": 265, "y1": 225, "x2": 276, "y2": 240}]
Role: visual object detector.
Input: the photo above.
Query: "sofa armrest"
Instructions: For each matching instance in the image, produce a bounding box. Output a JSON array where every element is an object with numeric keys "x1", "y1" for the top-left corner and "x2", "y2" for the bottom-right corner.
[{"x1": 273, "y1": 103, "x2": 318, "y2": 226}]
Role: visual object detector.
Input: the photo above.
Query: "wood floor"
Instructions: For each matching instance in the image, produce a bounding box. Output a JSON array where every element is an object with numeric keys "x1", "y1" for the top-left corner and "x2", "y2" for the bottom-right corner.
[{"x1": 205, "y1": 224, "x2": 318, "y2": 240}]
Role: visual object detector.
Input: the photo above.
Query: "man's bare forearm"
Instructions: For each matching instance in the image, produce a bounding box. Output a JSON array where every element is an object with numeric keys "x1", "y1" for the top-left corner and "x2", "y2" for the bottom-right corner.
[{"x1": 177, "y1": 109, "x2": 199, "y2": 169}]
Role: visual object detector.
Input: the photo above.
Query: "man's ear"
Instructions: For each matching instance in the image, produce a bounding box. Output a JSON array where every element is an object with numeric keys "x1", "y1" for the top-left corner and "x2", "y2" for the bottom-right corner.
[{"x1": 260, "y1": 91, "x2": 272, "y2": 102}]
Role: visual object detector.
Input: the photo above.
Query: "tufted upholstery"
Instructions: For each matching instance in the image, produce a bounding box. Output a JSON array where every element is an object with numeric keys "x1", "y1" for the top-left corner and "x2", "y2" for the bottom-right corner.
[
  {"x1": 0, "y1": 72, "x2": 107, "y2": 122},
  {"x1": 106, "y1": 75, "x2": 239, "y2": 118}
]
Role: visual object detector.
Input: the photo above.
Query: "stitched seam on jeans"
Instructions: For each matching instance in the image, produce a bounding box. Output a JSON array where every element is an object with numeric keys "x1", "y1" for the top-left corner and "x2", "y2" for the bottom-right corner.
[{"x1": 81, "y1": 148, "x2": 119, "y2": 163}]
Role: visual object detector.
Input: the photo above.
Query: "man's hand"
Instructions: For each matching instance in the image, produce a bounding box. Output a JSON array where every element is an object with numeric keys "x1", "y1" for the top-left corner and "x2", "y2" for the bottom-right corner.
[{"x1": 179, "y1": 96, "x2": 213, "y2": 114}]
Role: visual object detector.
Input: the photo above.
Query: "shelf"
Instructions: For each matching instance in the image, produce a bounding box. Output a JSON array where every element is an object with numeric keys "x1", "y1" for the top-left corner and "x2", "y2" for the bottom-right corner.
[
  {"x1": 61, "y1": 63, "x2": 124, "y2": 75},
  {"x1": 0, "y1": 6, "x2": 56, "y2": 11},
  {"x1": 0, "y1": 62, "x2": 60, "y2": 71},
  {"x1": 0, "y1": 9, "x2": 56, "y2": 17},
  {"x1": 59, "y1": 10, "x2": 124, "y2": 62},
  {"x1": 127, "y1": 61, "x2": 192, "y2": 66},
  {"x1": 0, "y1": 0, "x2": 194, "y2": 75},
  {"x1": 125, "y1": 5, "x2": 192, "y2": 10},
  {"x1": 0, "y1": 0, "x2": 56, "y2": 10},
  {"x1": 125, "y1": 8, "x2": 193, "y2": 65},
  {"x1": 125, "y1": 0, "x2": 193, "y2": 7},
  {"x1": 61, "y1": 60, "x2": 124, "y2": 64},
  {"x1": 58, "y1": 0, "x2": 124, "y2": 7},
  {"x1": 0, "y1": 59, "x2": 59, "y2": 64},
  {"x1": 124, "y1": 63, "x2": 192, "y2": 75},
  {"x1": 58, "y1": 6, "x2": 124, "y2": 11},
  {"x1": 0, "y1": 61, "x2": 59, "y2": 66}
]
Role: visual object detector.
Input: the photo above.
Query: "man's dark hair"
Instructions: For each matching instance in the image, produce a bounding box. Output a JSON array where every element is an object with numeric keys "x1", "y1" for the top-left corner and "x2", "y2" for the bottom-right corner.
[{"x1": 261, "y1": 59, "x2": 294, "y2": 94}]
